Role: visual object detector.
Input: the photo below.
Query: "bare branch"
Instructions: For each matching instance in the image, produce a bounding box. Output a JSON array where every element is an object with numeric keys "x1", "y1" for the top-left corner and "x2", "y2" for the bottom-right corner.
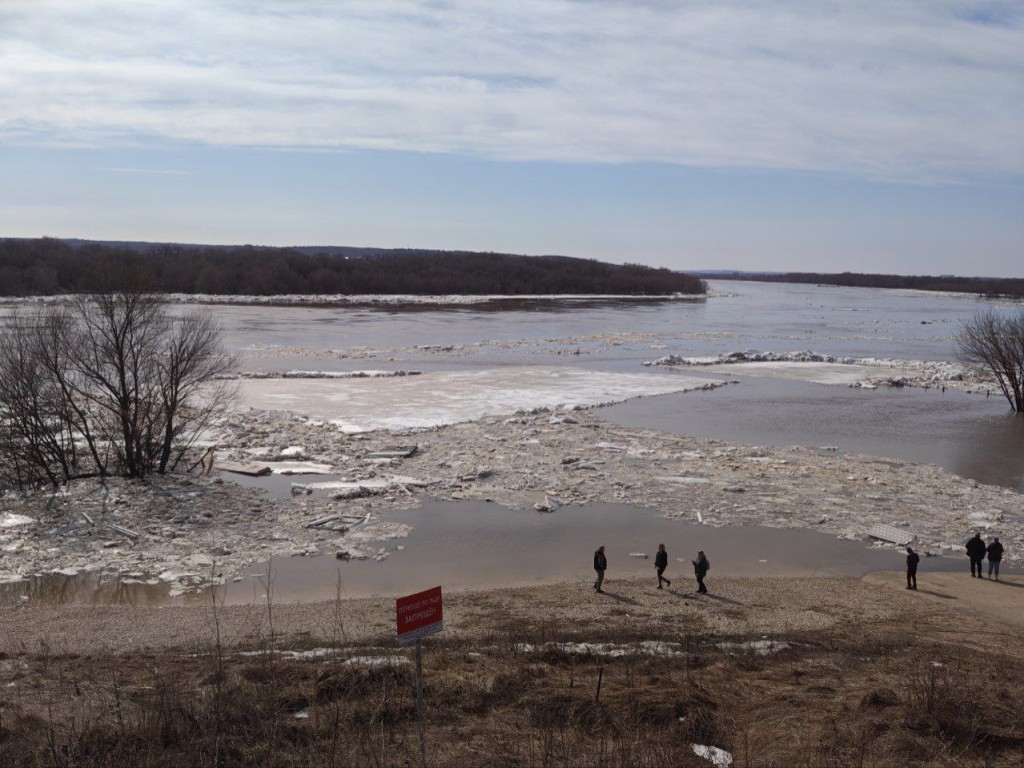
[{"x1": 956, "y1": 308, "x2": 1024, "y2": 412}]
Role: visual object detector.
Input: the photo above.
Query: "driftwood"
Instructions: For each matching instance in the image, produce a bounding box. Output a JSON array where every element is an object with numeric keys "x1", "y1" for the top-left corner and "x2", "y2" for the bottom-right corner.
[
  {"x1": 107, "y1": 523, "x2": 140, "y2": 539},
  {"x1": 200, "y1": 447, "x2": 215, "y2": 477},
  {"x1": 366, "y1": 446, "x2": 418, "y2": 460},
  {"x1": 307, "y1": 513, "x2": 369, "y2": 530}
]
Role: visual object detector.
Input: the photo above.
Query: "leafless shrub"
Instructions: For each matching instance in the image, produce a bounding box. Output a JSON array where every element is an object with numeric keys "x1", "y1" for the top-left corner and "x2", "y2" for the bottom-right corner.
[{"x1": 0, "y1": 290, "x2": 235, "y2": 489}]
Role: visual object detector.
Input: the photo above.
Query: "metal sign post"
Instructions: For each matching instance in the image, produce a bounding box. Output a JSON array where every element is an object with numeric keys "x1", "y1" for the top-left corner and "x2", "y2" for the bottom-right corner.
[
  {"x1": 396, "y1": 586, "x2": 443, "y2": 768},
  {"x1": 415, "y1": 637, "x2": 426, "y2": 768}
]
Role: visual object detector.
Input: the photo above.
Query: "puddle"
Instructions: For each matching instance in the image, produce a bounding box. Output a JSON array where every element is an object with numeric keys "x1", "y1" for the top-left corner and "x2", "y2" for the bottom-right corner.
[
  {"x1": 218, "y1": 471, "x2": 347, "y2": 500},
  {"x1": 4, "y1": 500, "x2": 1007, "y2": 607},
  {"x1": 0, "y1": 570, "x2": 208, "y2": 606}
]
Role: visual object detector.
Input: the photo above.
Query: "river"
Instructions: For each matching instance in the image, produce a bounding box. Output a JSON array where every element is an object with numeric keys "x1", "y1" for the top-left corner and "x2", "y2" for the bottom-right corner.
[
  {"x1": 3, "y1": 280, "x2": 1022, "y2": 604},
  {"x1": 203, "y1": 280, "x2": 1024, "y2": 491}
]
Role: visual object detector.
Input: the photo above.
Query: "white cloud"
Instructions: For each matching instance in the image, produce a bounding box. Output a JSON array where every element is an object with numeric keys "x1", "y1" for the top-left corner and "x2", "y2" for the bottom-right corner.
[{"x1": 0, "y1": 0, "x2": 1021, "y2": 179}]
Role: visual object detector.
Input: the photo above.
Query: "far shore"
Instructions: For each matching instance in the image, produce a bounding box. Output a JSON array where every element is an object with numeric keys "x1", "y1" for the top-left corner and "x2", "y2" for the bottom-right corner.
[{"x1": 0, "y1": 291, "x2": 708, "y2": 309}]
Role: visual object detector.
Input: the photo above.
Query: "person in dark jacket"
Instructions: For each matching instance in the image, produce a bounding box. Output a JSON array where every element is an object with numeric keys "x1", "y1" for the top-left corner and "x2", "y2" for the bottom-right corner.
[
  {"x1": 655, "y1": 543, "x2": 671, "y2": 589},
  {"x1": 966, "y1": 532, "x2": 987, "y2": 577},
  {"x1": 987, "y1": 537, "x2": 1004, "y2": 580},
  {"x1": 692, "y1": 551, "x2": 709, "y2": 594},
  {"x1": 594, "y1": 545, "x2": 607, "y2": 593},
  {"x1": 906, "y1": 546, "x2": 920, "y2": 590}
]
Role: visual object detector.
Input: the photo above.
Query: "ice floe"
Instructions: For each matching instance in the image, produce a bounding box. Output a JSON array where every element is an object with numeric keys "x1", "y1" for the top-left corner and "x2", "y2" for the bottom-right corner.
[{"x1": 236, "y1": 366, "x2": 728, "y2": 433}]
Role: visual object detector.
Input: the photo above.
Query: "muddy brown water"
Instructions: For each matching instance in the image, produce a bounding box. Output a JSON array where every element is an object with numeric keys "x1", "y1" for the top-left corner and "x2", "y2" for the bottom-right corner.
[
  {"x1": 1, "y1": 500, "x2": 994, "y2": 606},
  {"x1": 599, "y1": 378, "x2": 1024, "y2": 493}
]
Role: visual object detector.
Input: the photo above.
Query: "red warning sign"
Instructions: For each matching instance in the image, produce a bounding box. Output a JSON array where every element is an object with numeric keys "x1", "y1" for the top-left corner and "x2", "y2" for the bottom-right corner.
[{"x1": 396, "y1": 586, "x2": 443, "y2": 645}]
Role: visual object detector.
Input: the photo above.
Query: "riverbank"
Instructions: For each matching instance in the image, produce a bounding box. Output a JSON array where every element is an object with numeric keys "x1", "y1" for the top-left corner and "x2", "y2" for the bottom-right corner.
[
  {"x1": 4, "y1": 571, "x2": 1022, "y2": 654},
  {"x1": 2, "y1": 574, "x2": 1023, "y2": 766}
]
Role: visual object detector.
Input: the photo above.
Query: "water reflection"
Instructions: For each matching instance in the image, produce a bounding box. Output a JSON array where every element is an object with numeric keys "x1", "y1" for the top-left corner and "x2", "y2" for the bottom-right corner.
[{"x1": 0, "y1": 571, "x2": 176, "y2": 606}]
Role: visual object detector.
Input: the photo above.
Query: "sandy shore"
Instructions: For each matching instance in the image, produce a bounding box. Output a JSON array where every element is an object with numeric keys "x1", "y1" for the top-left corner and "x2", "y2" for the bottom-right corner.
[
  {"x1": 864, "y1": 569, "x2": 1024, "y2": 629},
  {"x1": 4, "y1": 571, "x2": 1022, "y2": 656},
  {"x1": 6, "y1": 571, "x2": 1023, "y2": 767}
]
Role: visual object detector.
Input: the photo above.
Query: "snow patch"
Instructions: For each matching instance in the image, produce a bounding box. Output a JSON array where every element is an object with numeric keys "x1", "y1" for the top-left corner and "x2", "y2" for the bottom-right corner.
[{"x1": 692, "y1": 744, "x2": 733, "y2": 767}]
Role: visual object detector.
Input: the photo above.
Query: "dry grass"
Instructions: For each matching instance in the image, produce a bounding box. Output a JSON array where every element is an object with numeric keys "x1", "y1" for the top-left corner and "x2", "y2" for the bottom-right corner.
[{"x1": 2, "y1": 579, "x2": 1024, "y2": 767}]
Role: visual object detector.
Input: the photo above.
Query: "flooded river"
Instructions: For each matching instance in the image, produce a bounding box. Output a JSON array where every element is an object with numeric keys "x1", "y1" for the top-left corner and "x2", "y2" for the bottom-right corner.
[
  {"x1": 201, "y1": 280, "x2": 1024, "y2": 490},
  {"x1": 3, "y1": 281, "x2": 1022, "y2": 605}
]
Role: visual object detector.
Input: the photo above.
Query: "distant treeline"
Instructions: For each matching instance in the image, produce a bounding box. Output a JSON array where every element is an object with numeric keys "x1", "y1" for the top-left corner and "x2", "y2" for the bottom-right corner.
[
  {"x1": 703, "y1": 271, "x2": 1024, "y2": 298},
  {"x1": 0, "y1": 238, "x2": 706, "y2": 297}
]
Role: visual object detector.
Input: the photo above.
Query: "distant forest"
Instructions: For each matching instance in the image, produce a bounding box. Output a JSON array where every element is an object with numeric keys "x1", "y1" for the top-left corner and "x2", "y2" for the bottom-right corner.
[
  {"x1": 703, "y1": 271, "x2": 1024, "y2": 298},
  {"x1": 0, "y1": 238, "x2": 706, "y2": 297}
]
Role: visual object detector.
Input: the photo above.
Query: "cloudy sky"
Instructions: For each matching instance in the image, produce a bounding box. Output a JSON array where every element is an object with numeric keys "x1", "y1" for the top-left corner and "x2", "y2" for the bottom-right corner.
[{"x1": 1, "y1": 0, "x2": 1022, "y2": 275}]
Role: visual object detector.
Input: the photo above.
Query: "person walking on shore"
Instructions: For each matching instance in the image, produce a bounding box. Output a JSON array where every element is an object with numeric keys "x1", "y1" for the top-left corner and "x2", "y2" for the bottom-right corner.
[
  {"x1": 693, "y1": 550, "x2": 709, "y2": 594},
  {"x1": 966, "y1": 532, "x2": 987, "y2": 578},
  {"x1": 906, "y1": 546, "x2": 919, "y2": 590},
  {"x1": 655, "y1": 544, "x2": 671, "y2": 589},
  {"x1": 987, "y1": 537, "x2": 1004, "y2": 580},
  {"x1": 594, "y1": 545, "x2": 607, "y2": 593}
]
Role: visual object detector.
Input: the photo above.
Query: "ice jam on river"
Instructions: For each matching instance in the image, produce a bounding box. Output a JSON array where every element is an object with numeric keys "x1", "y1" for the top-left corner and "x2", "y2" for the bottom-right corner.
[{"x1": 1, "y1": 281, "x2": 1022, "y2": 601}]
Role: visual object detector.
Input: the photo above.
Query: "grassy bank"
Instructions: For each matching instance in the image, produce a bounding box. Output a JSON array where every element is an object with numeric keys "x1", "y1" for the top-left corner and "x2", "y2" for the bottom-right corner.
[{"x1": 2, "y1": 576, "x2": 1023, "y2": 767}]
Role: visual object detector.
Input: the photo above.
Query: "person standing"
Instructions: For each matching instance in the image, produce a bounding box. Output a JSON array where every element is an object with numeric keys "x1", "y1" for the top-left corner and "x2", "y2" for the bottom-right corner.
[
  {"x1": 966, "y1": 532, "x2": 987, "y2": 578},
  {"x1": 593, "y1": 545, "x2": 607, "y2": 593},
  {"x1": 655, "y1": 544, "x2": 671, "y2": 589},
  {"x1": 693, "y1": 550, "x2": 709, "y2": 594},
  {"x1": 906, "y1": 546, "x2": 920, "y2": 590},
  {"x1": 987, "y1": 537, "x2": 1004, "y2": 580}
]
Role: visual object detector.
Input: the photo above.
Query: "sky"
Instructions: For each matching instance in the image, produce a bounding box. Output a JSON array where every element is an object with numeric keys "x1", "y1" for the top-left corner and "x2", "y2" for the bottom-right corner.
[{"x1": 1, "y1": 0, "x2": 1022, "y2": 276}]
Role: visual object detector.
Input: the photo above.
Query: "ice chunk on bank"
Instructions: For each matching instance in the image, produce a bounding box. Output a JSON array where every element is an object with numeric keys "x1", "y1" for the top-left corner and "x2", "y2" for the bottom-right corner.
[
  {"x1": 692, "y1": 744, "x2": 733, "y2": 767},
  {"x1": 865, "y1": 524, "x2": 916, "y2": 546},
  {"x1": 271, "y1": 462, "x2": 334, "y2": 475}
]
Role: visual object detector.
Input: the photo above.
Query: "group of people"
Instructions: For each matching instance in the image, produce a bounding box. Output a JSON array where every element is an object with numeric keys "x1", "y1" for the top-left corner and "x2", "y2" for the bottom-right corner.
[
  {"x1": 593, "y1": 544, "x2": 710, "y2": 594},
  {"x1": 594, "y1": 532, "x2": 1009, "y2": 596},
  {"x1": 904, "y1": 532, "x2": 1006, "y2": 590},
  {"x1": 966, "y1": 532, "x2": 1004, "y2": 579}
]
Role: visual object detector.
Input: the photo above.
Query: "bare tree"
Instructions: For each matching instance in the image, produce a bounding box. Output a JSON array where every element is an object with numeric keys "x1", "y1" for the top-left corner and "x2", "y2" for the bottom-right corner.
[
  {"x1": 0, "y1": 291, "x2": 236, "y2": 488},
  {"x1": 0, "y1": 316, "x2": 72, "y2": 487},
  {"x1": 68, "y1": 291, "x2": 167, "y2": 478},
  {"x1": 154, "y1": 310, "x2": 237, "y2": 473},
  {"x1": 33, "y1": 307, "x2": 110, "y2": 477},
  {"x1": 956, "y1": 308, "x2": 1024, "y2": 412}
]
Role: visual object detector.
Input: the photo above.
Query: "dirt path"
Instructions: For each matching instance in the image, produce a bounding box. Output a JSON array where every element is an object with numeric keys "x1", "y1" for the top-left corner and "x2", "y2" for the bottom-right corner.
[{"x1": 864, "y1": 569, "x2": 1024, "y2": 630}]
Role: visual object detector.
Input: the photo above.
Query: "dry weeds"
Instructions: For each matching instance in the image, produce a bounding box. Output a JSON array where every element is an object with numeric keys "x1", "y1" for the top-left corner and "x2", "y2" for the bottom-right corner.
[{"x1": 2, "y1": 578, "x2": 1023, "y2": 767}]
